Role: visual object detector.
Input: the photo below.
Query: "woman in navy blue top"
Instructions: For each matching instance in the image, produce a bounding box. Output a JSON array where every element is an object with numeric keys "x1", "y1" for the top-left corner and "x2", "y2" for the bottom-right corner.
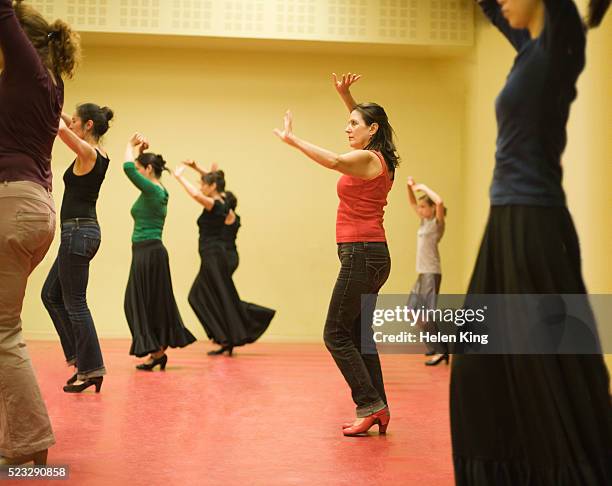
[{"x1": 450, "y1": 2, "x2": 612, "y2": 485}]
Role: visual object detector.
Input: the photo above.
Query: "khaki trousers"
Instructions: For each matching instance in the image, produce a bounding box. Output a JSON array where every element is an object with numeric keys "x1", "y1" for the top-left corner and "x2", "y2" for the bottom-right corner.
[{"x1": 0, "y1": 181, "x2": 56, "y2": 457}]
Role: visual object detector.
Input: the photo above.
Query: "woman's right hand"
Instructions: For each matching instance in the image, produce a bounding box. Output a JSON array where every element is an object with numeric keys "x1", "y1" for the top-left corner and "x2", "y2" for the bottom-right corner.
[
  {"x1": 127, "y1": 133, "x2": 149, "y2": 161},
  {"x1": 407, "y1": 176, "x2": 416, "y2": 187},
  {"x1": 183, "y1": 159, "x2": 197, "y2": 169},
  {"x1": 129, "y1": 133, "x2": 149, "y2": 152},
  {"x1": 173, "y1": 165, "x2": 186, "y2": 178},
  {"x1": 332, "y1": 72, "x2": 362, "y2": 96}
]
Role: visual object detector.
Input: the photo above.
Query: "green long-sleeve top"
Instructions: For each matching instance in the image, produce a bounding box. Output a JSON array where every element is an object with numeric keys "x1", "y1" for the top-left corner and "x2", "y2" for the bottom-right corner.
[{"x1": 123, "y1": 161, "x2": 169, "y2": 243}]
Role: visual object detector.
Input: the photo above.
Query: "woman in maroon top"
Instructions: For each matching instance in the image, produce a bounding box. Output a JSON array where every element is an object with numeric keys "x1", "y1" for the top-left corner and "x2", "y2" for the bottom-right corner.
[
  {"x1": 275, "y1": 73, "x2": 399, "y2": 436},
  {"x1": 0, "y1": 0, "x2": 80, "y2": 466}
]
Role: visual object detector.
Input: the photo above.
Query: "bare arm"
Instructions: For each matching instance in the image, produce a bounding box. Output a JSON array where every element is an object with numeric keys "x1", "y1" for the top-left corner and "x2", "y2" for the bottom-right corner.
[
  {"x1": 225, "y1": 209, "x2": 236, "y2": 225},
  {"x1": 172, "y1": 165, "x2": 216, "y2": 210},
  {"x1": 332, "y1": 72, "x2": 361, "y2": 112},
  {"x1": 414, "y1": 183, "x2": 445, "y2": 224},
  {"x1": 124, "y1": 133, "x2": 148, "y2": 164},
  {"x1": 57, "y1": 117, "x2": 97, "y2": 173},
  {"x1": 61, "y1": 112, "x2": 72, "y2": 126},
  {"x1": 183, "y1": 159, "x2": 218, "y2": 177},
  {"x1": 274, "y1": 110, "x2": 382, "y2": 179},
  {"x1": 406, "y1": 177, "x2": 419, "y2": 215}
]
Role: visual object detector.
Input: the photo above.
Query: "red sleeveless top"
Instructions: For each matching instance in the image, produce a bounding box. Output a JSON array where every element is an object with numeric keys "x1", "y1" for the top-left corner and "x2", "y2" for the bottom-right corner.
[{"x1": 336, "y1": 151, "x2": 393, "y2": 243}]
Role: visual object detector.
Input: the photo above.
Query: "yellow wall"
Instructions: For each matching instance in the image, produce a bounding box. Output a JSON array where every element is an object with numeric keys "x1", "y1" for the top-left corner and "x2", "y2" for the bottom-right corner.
[
  {"x1": 21, "y1": 7, "x2": 611, "y2": 355},
  {"x1": 22, "y1": 45, "x2": 468, "y2": 342}
]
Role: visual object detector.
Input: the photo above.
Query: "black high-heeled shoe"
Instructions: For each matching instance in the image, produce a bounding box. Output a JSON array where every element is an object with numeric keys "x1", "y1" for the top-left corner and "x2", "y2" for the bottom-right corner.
[
  {"x1": 425, "y1": 353, "x2": 449, "y2": 366},
  {"x1": 207, "y1": 346, "x2": 233, "y2": 356},
  {"x1": 66, "y1": 372, "x2": 78, "y2": 385},
  {"x1": 63, "y1": 376, "x2": 103, "y2": 393},
  {"x1": 136, "y1": 354, "x2": 167, "y2": 371}
]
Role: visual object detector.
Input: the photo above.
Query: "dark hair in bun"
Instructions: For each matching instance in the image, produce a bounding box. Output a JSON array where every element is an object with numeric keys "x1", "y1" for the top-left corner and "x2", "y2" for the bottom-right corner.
[
  {"x1": 76, "y1": 103, "x2": 114, "y2": 140},
  {"x1": 137, "y1": 153, "x2": 168, "y2": 179},
  {"x1": 202, "y1": 170, "x2": 226, "y2": 193}
]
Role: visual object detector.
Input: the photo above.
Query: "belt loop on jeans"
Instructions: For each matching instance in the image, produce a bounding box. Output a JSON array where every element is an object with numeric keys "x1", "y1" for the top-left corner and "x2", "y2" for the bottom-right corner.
[{"x1": 61, "y1": 217, "x2": 98, "y2": 230}]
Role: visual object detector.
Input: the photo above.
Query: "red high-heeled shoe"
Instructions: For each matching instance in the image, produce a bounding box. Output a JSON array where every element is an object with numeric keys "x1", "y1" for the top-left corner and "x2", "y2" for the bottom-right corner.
[{"x1": 343, "y1": 407, "x2": 390, "y2": 436}]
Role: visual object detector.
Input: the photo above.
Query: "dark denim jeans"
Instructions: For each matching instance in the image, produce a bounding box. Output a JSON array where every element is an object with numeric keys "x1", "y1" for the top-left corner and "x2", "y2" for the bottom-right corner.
[
  {"x1": 323, "y1": 242, "x2": 391, "y2": 417},
  {"x1": 41, "y1": 219, "x2": 105, "y2": 379}
]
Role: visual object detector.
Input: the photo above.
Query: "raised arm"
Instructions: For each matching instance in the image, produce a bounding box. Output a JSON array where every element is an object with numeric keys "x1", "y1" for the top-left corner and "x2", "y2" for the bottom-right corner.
[
  {"x1": 60, "y1": 112, "x2": 72, "y2": 126},
  {"x1": 274, "y1": 110, "x2": 382, "y2": 179},
  {"x1": 541, "y1": 0, "x2": 585, "y2": 77},
  {"x1": 123, "y1": 134, "x2": 160, "y2": 195},
  {"x1": 172, "y1": 165, "x2": 216, "y2": 210},
  {"x1": 57, "y1": 117, "x2": 97, "y2": 171},
  {"x1": 414, "y1": 183, "x2": 445, "y2": 224},
  {"x1": 332, "y1": 72, "x2": 361, "y2": 112},
  {"x1": 406, "y1": 177, "x2": 419, "y2": 215},
  {"x1": 183, "y1": 159, "x2": 218, "y2": 177},
  {"x1": 0, "y1": 0, "x2": 46, "y2": 81},
  {"x1": 476, "y1": 0, "x2": 531, "y2": 51}
]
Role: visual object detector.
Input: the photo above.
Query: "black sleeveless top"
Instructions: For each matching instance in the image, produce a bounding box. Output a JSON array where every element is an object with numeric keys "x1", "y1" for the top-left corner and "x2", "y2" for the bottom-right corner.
[
  {"x1": 198, "y1": 199, "x2": 228, "y2": 250},
  {"x1": 223, "y1": 214, "x2": 241, "y2": 251},
  {"x1": 60, "y1": 150, "x2": 110, "y2": 222}
]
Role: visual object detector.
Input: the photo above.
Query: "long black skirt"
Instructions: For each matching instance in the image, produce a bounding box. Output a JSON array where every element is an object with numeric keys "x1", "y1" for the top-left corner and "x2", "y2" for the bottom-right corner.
[
  {"x1": 450, "y1": 206, "x2": 612, "y2": 485},
  {"x1": 189, "y1": 243, "x2": 274, "y2": 347},
  {"x1": 226, "y1": 248, "x2": 239, "y2": 277},
  {"x1": 124, "y1": 239, "x2": 196, "y2": 357}
]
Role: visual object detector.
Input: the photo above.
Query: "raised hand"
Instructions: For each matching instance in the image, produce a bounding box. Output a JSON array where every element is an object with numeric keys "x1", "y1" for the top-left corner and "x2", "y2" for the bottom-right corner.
[
  {"x1": 332, "y1": 72, "x2": 362, "y2": 96},
  {"x1": 173, "y1": 165, "x2": 186, "y2": 178},
  {"x1": 129, "y1": 132, "x2": 147, "y2": 149},
  {"x1": 273, "y1": 110, "x2": 295, "y2": 145},
  {"x1": 183, "y1": 159, "x2": 197, "y2": 169},
  {"x1": 127, "y1": 132, "x2": 148, "y2": 160},
  {"x1": 407, "y1": 176, "x2": 416, "y2": 187}
]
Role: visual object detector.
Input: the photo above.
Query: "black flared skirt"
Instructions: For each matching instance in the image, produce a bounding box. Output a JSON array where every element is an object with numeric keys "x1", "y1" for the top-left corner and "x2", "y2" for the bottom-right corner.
[
  {"x1": 226, "y1": 248, "x2": 239, "y2": 277},
  {"x1": 189, "y1": 243, "x2": 274, "y2": 347},
  {"x1": 450, "y1": 206, "x2": 612, "y2": 485},
  {"x1": 124, "y1": 239, "x2": 196, "y2": 357}
]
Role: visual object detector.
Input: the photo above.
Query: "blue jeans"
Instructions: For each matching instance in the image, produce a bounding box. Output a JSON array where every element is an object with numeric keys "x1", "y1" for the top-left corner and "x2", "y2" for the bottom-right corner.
[
  {"x1": 41, "y1": 219, "x2": 105, "y2": 379},
  {"x1": 323, "y1": 242, "x2": 391, "y2": 417}
]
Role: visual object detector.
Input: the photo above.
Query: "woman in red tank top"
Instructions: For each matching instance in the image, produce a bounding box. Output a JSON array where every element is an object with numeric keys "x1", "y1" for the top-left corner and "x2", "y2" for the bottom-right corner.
[{"x1": 275, "y1": 73, "x2": 399, "y2": 436}]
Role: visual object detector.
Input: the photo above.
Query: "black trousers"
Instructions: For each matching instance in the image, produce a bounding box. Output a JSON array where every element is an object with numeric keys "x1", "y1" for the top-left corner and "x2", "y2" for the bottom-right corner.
[{"x1": 323, "y1": 242, "x2": 391, "y2": 417}]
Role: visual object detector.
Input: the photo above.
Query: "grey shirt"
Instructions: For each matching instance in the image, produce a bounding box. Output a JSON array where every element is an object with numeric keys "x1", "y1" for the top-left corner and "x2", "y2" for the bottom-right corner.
[{"x1": 416, "y1": 217, "x2": 444, "y2": 274}]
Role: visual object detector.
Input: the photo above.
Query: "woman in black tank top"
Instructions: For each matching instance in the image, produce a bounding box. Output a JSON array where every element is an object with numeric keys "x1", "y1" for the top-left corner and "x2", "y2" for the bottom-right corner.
[{"x1": 41, "y1": 103, "x2": 114, "y2": 394}]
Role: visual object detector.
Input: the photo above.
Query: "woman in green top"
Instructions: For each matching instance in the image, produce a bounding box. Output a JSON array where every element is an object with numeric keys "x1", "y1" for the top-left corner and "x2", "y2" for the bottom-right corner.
[{"x1": 123, "y1": 134, "x2": 195, "y2": 370}]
